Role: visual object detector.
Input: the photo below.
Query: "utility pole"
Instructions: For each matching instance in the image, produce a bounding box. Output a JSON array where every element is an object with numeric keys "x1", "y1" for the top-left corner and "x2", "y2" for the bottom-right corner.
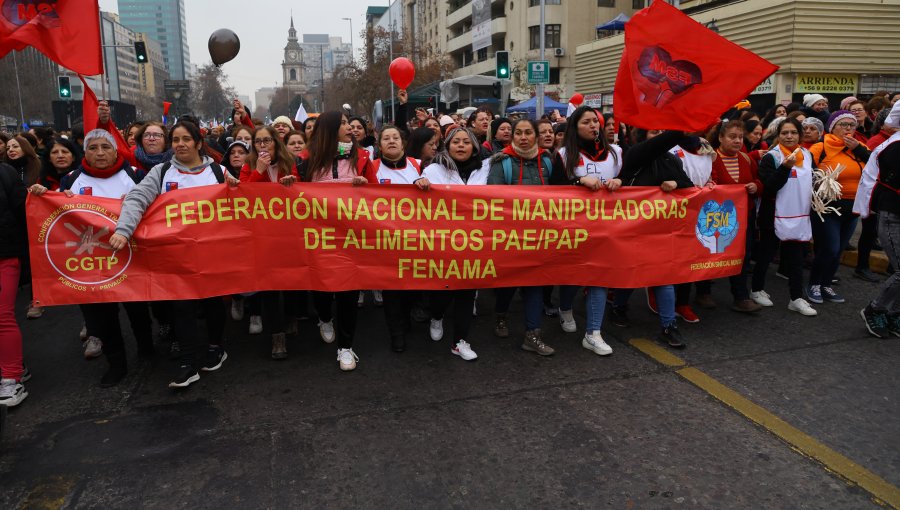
[
  {"x1": 342, "y1": 17, "x2": 354, "y2": 61},
  {"x1": 388, "y1": 0, "x2": 395, "y2": 122},
  {"x1": 537, "y1": 0, "x2": 545, "y2": 120}
]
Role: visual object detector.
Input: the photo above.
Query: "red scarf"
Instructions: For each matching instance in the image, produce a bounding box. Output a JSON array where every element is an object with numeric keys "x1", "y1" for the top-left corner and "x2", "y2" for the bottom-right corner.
[
  {"x1": 80, "y1": 153, "x2": 126, "y2": 179},
  {"x1": 501, "y1": 145, "x2": 546, "y2": 184}
]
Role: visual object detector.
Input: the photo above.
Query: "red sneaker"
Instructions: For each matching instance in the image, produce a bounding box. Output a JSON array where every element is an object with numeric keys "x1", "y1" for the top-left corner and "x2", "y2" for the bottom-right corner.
[
  {"x1": 676, "y1": 305, "x2": 700, "y2": 323},
  {"x1": 646, "y1": 288, "x2": 658, "y2": 315}
]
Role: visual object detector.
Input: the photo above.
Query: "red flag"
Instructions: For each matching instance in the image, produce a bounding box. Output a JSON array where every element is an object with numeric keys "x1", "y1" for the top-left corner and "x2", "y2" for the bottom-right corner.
[
  {"x1": 0, "y1": 0, "x2": 103, "y2": 75},
  {"x1": 614, "y1": 0, "x2": 778, "y2": 132},
  {"x1": 79, "y1": 75, "x2": 98, "y2": 132}
]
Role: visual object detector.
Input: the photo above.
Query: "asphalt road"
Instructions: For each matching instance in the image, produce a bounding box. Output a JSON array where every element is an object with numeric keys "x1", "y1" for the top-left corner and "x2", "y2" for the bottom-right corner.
[{"x1": 1, "y1": 263, "x2": 898, "y2": 509}]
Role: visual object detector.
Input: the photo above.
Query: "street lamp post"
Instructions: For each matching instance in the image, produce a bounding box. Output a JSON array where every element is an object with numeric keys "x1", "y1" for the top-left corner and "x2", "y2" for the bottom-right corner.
[{"x1": 342, "y1": 17, "x2": 354, "y2": 61}]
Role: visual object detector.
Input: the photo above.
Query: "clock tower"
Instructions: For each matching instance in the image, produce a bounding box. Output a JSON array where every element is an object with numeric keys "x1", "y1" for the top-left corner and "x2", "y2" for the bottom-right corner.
[{"x1": 282, "y1": 17, "x2": 306, "y2": 94}]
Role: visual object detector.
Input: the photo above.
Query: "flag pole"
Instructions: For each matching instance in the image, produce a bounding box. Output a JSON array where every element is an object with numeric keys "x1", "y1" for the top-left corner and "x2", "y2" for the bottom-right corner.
[
  {"x1": 98, "y1": 9, "x2": 107, "y2": 100},
  {"x1": 11, "y1": 51, "x2": 25, "y2": 128}
]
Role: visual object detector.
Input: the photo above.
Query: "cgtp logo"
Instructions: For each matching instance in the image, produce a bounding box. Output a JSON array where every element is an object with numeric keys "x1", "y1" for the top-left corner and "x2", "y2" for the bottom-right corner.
[
  {"x1": 44, "y1": 208, "x2": 131, "y2": 287},
  {"x1": 695, "y1": 200, "x2": 738, "y2": 254}
]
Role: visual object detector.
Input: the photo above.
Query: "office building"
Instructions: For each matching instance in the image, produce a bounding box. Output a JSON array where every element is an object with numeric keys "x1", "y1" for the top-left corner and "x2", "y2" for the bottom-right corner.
[{"x1": 118, "y1": 0, "x2": 191, "y2": 80}]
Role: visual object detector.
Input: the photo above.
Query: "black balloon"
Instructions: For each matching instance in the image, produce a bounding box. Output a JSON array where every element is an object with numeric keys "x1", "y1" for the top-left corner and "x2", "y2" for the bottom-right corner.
[{"x1": 208, "y1": 29, "x2": 240, "y2": 66}]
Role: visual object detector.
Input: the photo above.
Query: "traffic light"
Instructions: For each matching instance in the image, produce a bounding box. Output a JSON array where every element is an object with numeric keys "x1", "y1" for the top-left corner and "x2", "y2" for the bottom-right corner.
[
  {"x1": 58, "y1": 76, "x2": 71, "y2": 98},
  {"x1": 134, "y1": 41, "x2": 148, "y2": 64},
  {"x1": 492, "y1": 81, "x2": 501, "y2": 98},
  {"x1": 495, "y1": 51, "x2": 509, "y2": 79}
]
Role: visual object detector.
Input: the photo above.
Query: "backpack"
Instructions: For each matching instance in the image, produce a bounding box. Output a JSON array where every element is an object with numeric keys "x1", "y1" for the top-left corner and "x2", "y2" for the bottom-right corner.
[
  {"x1": 157, "y1": 161, "x2": 225, "y2": 192},
  {"x1": 501, "y1": 154, "x2": 552, "y2": 184}
]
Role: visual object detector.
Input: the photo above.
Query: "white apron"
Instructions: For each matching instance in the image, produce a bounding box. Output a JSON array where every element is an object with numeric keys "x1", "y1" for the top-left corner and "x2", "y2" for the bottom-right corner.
[
  {"x1": 769, "y1": 146, "x2": 813, "y2": 241},
  {"x1": 557, "y1": 145, "x2": 623, "y2": 183}
]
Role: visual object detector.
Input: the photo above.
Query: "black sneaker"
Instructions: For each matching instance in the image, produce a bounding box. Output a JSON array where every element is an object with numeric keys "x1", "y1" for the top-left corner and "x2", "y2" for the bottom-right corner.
[
  {"x1": 854, "y1": 269, "x2": 881, "y2": 283},
  {"x1": 200, "y1": 347, "x2": 228, "y2": 372},
  {"x1": 391, "y1": 335, "x2": 406, "y2": 353},
  {"x1": 860, "y1": 307, "x2": 889, "y2": 338},
  {"x1": 609, "y1": 306, "x2": 629, "y2": 328},
  {"x1": 659, "y1": 323, "x2": 687, "y2": 349},
  {"x1": 887, "y1": 314, "x2": 900, "y2": 338},
  {"x1": 168, "y1": 365, "x2": 199, "y2": 389}
]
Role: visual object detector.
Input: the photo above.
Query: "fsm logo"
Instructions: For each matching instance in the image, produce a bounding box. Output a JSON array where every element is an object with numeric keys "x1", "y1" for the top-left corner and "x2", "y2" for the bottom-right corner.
[
  {"x1": 44, "y1": 208, "x2": 132, "y2": 287},
  {"x1": 695, "y1": 200, "x2": 738, "y2": 254},
  {"x1": 2, "y1": 1, "x2": 60, "y2": 28}
]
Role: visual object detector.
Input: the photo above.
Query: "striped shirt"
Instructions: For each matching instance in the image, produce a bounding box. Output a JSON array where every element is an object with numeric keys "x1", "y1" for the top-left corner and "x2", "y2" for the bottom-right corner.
[{"x1": 718, "y1": 150, "x2": 741, "y2": 182}]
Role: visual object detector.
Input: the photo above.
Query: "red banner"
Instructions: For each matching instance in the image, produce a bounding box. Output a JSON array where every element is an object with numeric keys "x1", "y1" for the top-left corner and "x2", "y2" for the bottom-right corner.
[
  {"x1": 614, "y1": 0, "x2": 778, "y2": 132},
  {"x1": 26, "y1": 184, "x2": 748, "y2": 305}
]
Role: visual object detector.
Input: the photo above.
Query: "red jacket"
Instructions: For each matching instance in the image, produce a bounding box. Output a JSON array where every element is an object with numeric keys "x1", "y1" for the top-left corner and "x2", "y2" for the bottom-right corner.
[
  {"x1": 238, "y1": 161, "x2": 300, "y2": 182},
  {"x1": 711, "y1": 150, "x2": 762, "y2": 197},
  {"x1": 868, "y1": 130, "x2": 893, "y2": 150}
]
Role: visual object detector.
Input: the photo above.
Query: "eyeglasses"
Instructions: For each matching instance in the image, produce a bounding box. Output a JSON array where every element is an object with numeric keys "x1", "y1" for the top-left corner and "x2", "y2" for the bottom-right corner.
[
  {"x1": 849, "y1": 108, "x2": 866, "y2": 113},
  {"x1": 835, "y1": 122, "x2": 857, "y2": 129},
  {"x1": 143, "y1": 132, "x2": 164, "y2": 139},
  {"x1": 254, "y1": 137, "x2": 274, "y2": 145}
]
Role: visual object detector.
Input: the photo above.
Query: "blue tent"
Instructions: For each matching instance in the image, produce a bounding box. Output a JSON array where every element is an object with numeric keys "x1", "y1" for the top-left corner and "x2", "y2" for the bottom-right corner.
[
  {"x1": 506, "y1": 96, "x2": 568, "y2": 118},
  {"x1": 596, "y1": 13, "x2": 629, "y2": 31}
]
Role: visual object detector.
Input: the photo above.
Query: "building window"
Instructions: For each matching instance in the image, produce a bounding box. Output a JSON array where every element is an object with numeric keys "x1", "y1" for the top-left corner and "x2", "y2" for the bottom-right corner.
[
  {"x1": 477, "y1": 47, "x2": 488, "y2": 62},
  {"x1": 632, "y1": 0, "x2": 645, "y2": 7},
  {"x1": 598, "y1": 0, "x2": 615, "y2": 6},
  {"x1": 290, "y1": 69, "x2": 297, "y2": 81},
  {"x1": 529, "y1": 24, "x2": 561, "y2": 49},
  {"x1": 529, "y1": 0, "x2": 561, "y2": 5}
]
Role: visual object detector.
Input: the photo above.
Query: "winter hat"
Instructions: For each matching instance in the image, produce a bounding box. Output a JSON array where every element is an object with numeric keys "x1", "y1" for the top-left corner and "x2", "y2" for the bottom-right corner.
[
  {"x1": 885, "y1": 100, "x2": 900, "y2": 129},
  {"x1": 803, "y1": 93, "x2": 827, "y2": 108},
  {"x1": 801, "y1": 116, "x2": 824, "y2": 135},
  {"x1": 83, "y1": 129, "x2": 117, "y2": 152},
  {"x1": 826, "y1": 110, "x2": 856, "y2": 132},
  {"x1": 439, "y1": 115, "x2": 454, "y2": 127},
  {"x1": 272, "y1": 116, "x2": 293, "y2": 127},
  {"x1": 839, "y1": 96, "x2": 859, "y2": 111}
]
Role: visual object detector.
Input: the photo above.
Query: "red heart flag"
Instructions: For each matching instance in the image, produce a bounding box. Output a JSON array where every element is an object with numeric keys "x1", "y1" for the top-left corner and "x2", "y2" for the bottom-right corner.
[
  {"x1": 0, "y1": 0, "x2": 102, "y2": 75},
  {"x1": 614, "y1": 0, "x2": 778, "y2": 132}
]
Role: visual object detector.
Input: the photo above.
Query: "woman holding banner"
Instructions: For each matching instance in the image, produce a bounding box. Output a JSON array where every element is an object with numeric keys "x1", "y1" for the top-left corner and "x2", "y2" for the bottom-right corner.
[
  {"x1": 487, "y1": 118, "x2": 556, "y2": 356},
  {"x1": 421, "y1": 126, "x2": 488, "y2": 361},
  {"x1": 30, "y1": 130, "x2": 152, "y2": 387},
  {"x1": 610, "y1": 128, "x2": 694, "y2": 349},
  {"x1": 550, "y1": 106, "x2": 619, "y2": 356},
  {"x1": 751, "y1": 118, "x2": 817, "y2": 317},
  {"x1": 109, "y1": 120, "x2": 231, "y2": 389},
  {"x1": 0, "y1": 158, "x2": 28, "y2": 406},
  {"x1": 298, "y1": 111, "x2": 376, "y2": 371},
  {"x1": 238, "y1": 126, "x2": 300, "y2": 360},
  {"x1": 371, "y1": 125, "x2": 433, "y2": 354}
]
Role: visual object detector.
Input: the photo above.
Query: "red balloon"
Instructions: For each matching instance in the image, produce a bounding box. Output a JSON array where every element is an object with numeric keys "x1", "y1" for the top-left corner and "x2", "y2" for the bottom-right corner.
[
  {"x1": 389, "y1": 57, "x2": 416, "y2": 90},
  {"x1": 570, "y1": 93, "x2": 584, "y2": 106}
]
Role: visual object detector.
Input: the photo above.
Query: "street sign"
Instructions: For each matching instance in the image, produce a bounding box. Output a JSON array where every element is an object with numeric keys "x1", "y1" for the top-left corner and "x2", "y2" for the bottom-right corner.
[{"x1": 527, "y1": 61, "x2": 550, "y2": 85}]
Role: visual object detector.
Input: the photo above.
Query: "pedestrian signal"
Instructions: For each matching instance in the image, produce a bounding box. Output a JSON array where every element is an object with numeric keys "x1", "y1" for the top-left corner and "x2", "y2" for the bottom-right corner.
[
  {"x1": 496, "y1": 51, "x2": 509, "y2": 79},
  {"x1": 134, "y1": 41, "x2": 148, "y2": 63},
  {"x1": 58, "y1": 76, "x2": 71, "y2": 98}
]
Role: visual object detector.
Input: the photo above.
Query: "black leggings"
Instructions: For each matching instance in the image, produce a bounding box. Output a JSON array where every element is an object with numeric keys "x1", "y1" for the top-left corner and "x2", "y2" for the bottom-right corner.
[
  {"x1": 753, "y1": 230, "x2": 805, "y2": 300},
  {"x1": 172, "y1": 297, "x2": 226, "y2": 369},
  {"x1": 312, "y1": 291, "x2": 358, "y2": 349},
  {"x1": 382, "y1": 290, "x2": 413, "y2": 339},
  {"x1": 80, "y1": 302, "x2": 152, "y2": 357},
  {"x1": 430, "y1": 289, "x2": 477, "y2": 342}
]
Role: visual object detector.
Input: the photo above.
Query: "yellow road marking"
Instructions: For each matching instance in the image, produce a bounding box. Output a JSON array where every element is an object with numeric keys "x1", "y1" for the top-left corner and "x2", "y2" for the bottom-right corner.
[
  {"x1": 629, "y1": 338, "x2": 900, "y2": 509},
  {"x1": 21, "y1": 475, "x2": 76, "y2": 509}
]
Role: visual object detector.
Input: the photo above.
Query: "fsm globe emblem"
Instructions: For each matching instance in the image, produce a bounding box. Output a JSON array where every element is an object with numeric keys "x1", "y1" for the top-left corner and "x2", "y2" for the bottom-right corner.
[
  {"x1": 44, "y1": 209, "x2": 132, "y2": 286},
  {"x1": 2, "y1": 1, "x2": 60, "y2": 28},
  {"x1": 695, "y1": 200, "x2": 738, "y2": 254}
]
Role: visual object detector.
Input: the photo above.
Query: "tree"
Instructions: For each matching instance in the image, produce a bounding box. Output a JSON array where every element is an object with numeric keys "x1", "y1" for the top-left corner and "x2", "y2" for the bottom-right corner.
[
  {"x1": 190, "y1": 63, "x2": 236, "y2": 120},
  {"x1": 0, "y1": 48, "x2": 58, "y2": 125},
  {"x1": 324, "y1": 27, "x2": 454, "y2": 117}
]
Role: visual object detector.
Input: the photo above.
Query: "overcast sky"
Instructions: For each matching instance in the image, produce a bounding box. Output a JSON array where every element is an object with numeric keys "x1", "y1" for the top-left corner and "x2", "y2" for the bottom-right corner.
[{"x1": 99, "y1": 0, "x2": 378, "y2": 107}]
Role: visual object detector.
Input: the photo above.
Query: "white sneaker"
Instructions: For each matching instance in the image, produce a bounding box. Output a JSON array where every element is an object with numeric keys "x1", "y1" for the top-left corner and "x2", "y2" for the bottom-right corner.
[
  {"x1": 582, "y1": 331, "x2": 613, "y2": 356},
  {"x1": 79, "y1": 323, "x2": 87, "y2": 340},
  {"x1": 249, "y1": 315, "x2": 263, "y2": 334},
  {"x1": 319, "y1": 320, "x2": 335, "y2": 343},
  {"x1": 788, "y1": 298, "x2": 817, "y2": 316},
  {"x1": 429, "y1": 319, "x2": 444, "y2": 341},
  {"x1": 0, "y1": 378, "x2": 27, "y2": 407},
  {"x1": 231, "y1": 299, "x2": 244, "y2": 321},
  {"x1": 374, "y1": 290, "x2": 383, "y2": 306},
  {"x1": 452, "y1": 340, "x2": 478, "y2": 361},
  {"x1": 357, "y1": 291, "x2": 365, "y2": 307},
  {"x1": 559, "y1": 309, "x2": 577, "y2": 333},
  {"x1": 750, "y1": 290, "x2": 774, "y2": 307},
  {"x1": 84, "y1": 336, "x2": 102, "y2": 359},
  {"x1": 337, "y1": 348, "x2": 358, "y2": 371}
]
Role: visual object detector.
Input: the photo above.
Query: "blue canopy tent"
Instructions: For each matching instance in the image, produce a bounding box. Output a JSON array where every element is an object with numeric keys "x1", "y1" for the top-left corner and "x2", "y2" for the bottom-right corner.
[
  {"x1": 506, "y1": 96, "x2": 568, "y2": 119},
  {"x1": 596, "y1": 12, "x2": 629, "y2": 32}
]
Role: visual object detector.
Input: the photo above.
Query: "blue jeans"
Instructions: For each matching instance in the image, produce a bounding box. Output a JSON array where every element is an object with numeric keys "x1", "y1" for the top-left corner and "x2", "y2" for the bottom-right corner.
[
  {"x1": 810, "y1": 203, "x2": 858, "y2": 287},
  {"x1": 522, "y1": 286, "x2": 544, "y2": 330},
  {"x1": 559, "y1": 285, "x2": 608, "y2": 331},
  {"x1": 613, "y1": 285, "x2": 676, "y2": 327}
]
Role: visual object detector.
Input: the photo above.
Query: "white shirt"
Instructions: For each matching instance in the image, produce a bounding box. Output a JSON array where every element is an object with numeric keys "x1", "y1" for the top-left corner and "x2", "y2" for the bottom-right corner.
[
  {"x1": 69, "y1": 169, "x2": 136, "y2": 198},
  {"x1": 423, "y1": 160, "x2": 490, "y2": 186}
]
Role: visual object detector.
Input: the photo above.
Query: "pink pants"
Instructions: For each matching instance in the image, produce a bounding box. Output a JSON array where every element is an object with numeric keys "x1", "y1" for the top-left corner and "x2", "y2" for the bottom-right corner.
[{"x1": 0, "y1": 257, "x2": 23, "y2": 381}]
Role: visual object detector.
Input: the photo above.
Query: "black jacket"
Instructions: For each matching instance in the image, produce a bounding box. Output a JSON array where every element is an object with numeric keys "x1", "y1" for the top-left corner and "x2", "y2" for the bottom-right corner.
[
  {"x1": 873, "y1": 139, "x2": 900, "y2": 215},
  {"x1": 619, "y1": 131, "x2": 693, "y2": 188},
  {"x1": 0, "y1": 163, "x2": 28, "y2": 258}
]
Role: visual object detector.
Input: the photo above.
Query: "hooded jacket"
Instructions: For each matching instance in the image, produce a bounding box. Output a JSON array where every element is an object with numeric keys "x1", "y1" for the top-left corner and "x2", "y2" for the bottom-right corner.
[
  {"x1": 0, "y1": 162, "x2": 27, "y2": 258},
  {"x1": 486, "y1": 145, "x2": 551, "y2": 185}
]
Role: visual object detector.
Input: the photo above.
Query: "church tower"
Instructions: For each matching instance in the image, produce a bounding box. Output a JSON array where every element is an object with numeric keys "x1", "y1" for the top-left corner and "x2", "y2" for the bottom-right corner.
[{"x1": 282, "y1": 17, "x2": 306, "y2": 93}]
